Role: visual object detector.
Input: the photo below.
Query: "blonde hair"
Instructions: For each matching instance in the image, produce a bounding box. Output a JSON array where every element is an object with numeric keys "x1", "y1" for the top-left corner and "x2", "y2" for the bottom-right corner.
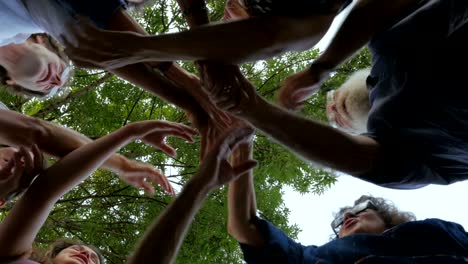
[{"x1": 327, "y1": 68, "x2": 371, "y2": 134}]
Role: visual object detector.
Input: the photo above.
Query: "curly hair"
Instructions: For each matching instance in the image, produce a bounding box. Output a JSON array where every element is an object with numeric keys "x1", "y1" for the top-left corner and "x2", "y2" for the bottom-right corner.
[
  {"x1": 31, "y1": 239, "x2": 104, "y2": 264},
  {"x1": 0, "y1": 33, "x2": 70, "y2": 98},
  {"x1": 334, "y1": 195, "x2": 416, "y2": 233}
]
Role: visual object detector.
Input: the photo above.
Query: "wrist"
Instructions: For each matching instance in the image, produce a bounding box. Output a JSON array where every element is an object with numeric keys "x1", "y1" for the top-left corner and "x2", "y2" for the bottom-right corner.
[
  {"x1": 185, "y1": 175, "x2": 212, "y2": 196},
  {"x1": 122, "y1": 121, "x2": 145, "y2": 141}
]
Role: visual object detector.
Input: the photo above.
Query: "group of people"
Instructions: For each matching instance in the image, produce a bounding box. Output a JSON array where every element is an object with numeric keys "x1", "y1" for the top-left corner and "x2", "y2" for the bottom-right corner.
[{"x1": 0, "y1": 0, "x2": 467, "y2": 263}]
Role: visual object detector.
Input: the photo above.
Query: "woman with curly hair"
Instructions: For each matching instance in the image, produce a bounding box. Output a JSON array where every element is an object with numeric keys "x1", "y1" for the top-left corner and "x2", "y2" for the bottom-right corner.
[{"x1": 227, "y1": 143, "x2": 468, "y2": 264}]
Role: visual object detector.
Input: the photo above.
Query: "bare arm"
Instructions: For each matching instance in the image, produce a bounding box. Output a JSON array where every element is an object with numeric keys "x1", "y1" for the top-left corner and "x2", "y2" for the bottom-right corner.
[
  {"x1": 243, "y1": 94, "x2": 381, "y2": 175},
  {"x1": 315, "y1": 0, "x2": 421, "y2": 67},
  {"x1": 279, "y1": 0, "x2": 422, "y2": 109},
  {"x1": 200, "y1": 67, "x2": 383, "y2": 176},
  {"x1": 0, "y1": 109, "x2": 123, "y2": 172},
  {"x1": 0, "y1": 120, "x2": 195, "y2": 259},
  {"x1": 129, "y1": 127, "x2": 256, "y2": 264},
  {"x1": 227, "y1": 141, "x2": 264, "y2": 246},
  {"x1": 0, "y1": 109, "x2": 173, "y2": 193},
  {"x1": 65, "y1": 13, "x2": 335, "y2": 68}
]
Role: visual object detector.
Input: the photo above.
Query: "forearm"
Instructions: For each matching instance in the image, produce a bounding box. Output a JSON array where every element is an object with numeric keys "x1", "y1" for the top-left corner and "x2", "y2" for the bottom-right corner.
[
  {"x1": 130, "y1": 178, "x2": 210, "y2": 264},
  {"x1": 136, "y1": 14, "x2": 333, "y2": 64},
  {"x1": 315, "y1": 0, "x2": 421, "y2": 67},
  {"x1": 110, "y1": 63, "x2": 206, "y2": 115},
  {"x1": 227, "y1": 143, "x2": 263, "y2": 246},
  {"x1": 107, "y1": 8, "x2": 209, "y2": 115},
  {"x1": 240, "y1": 97, "x2": 381, "y2": 175},
  {"x1": 33, "y1": 125, "x2": 137, "y2": 198},
  {"x1": 0, "y1": 110, "x2": 131, "y2": 174}
]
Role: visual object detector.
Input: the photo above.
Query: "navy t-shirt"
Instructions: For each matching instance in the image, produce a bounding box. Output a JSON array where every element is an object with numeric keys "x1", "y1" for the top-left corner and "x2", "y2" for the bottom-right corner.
[
  {"x1": 240, "y1": 218, "x2": 468, "y2": 263},
  {"x1": 358, "y1": 0, "x2": 468, "y2": 189}
]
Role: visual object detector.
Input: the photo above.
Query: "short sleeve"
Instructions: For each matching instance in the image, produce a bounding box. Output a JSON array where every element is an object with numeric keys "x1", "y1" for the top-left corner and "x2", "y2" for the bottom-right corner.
[{"x1": 240, "y1": 218, "x2": 316, "y2": 264}]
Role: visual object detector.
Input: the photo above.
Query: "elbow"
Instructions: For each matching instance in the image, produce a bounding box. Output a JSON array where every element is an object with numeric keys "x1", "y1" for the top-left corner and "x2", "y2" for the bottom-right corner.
[
  {"x1": 227, "y1": 219, "x2": 242, "y2": 241},
  {"x1": 227, "y1": 217, "x2": 263, "y2": 246},
  {"x1": 227, "y1": 218, "x2": 251, "y2": 243}
]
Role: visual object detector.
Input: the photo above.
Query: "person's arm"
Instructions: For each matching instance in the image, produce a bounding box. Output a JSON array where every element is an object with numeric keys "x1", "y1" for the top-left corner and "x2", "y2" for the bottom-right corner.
[
  {"x1": 129, "y1": 127, "x2": 257, "y2": 264},
  {"x1": 278, "y1": 0, "x2": 422, "y2": 109},
  {"x1": 0, "y1": 120, "x2": 196, "y2": 259},
  {"x1": 64, "y1": 13, "x2": 336, "y2": 68},
  {"x1": 201, "y1": 67, "x2": 383, "y2": 176},
  {"x1": 0, "y1": 109, "x2": 174, "y2": 193},
  {"x1": 227, "y1": 141, "x2": 264, "y2": 246},
  {"x1": 244, "y1": 94, "x2": 381, "y2": 175},
  {"x1": 315, "y1": 0, "x2": 421, "y2": 68}
]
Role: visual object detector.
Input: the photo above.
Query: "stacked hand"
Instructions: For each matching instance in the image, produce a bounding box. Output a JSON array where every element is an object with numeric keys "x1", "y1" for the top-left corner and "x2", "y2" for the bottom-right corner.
[
  {"x1": 198, "y1": 62, "x2": 258, "y2": 116},
  {"x1": 0, "y1": 145, "x2": 45, "y2": 204},
  {"x1": 278, "y1": 63, "x2": 331, "y2": 110}
]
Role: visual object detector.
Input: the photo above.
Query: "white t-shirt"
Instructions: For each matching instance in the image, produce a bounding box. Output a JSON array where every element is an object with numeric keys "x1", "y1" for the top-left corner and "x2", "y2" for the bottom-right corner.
[
  {"x1": 0, "y1": 0, "x2": 43, "y2": 45},
  {"x1": 22, "y1": 0, "x2": 74, "y2": 43}
]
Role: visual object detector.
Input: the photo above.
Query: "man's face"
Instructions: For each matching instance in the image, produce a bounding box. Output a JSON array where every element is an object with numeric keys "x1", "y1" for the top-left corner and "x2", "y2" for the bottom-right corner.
[
  {"x1": 326, "y1": 70, "x2": 371, "y2": 134},
  {"x1": 4, "y1": 42, "x2": 66, "y2": 93}
]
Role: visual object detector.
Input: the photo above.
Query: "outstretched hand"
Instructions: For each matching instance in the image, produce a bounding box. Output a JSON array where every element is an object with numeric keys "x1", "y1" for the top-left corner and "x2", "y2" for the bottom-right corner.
[
  {"x1": 117, "y1": 159, "x2": 175, "y2": 196},
  {"x1": 62, "y1": 18, "x2": 147, "y2": 69},
  {"x1": 193, "y1": 127, "x2": 257, "y2": 191},
  {"x1": 122, "y1": 121, "x2": 198, "y2": 195},
  {"x1": 0, "y1": 145, "x2": 45, "y2": 203},
  {"x1": 131, "y1": 120, "x2": 198, "y2": 158},
  {"x1": 278, "y1": 63, "x2": 331, "y2": 110}
]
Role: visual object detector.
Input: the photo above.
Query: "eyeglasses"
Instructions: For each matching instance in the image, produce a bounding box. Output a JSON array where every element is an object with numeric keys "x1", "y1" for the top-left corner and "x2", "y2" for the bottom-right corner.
[{"x1": 331, "y1": 200, "x2": 377, "y2": 236}]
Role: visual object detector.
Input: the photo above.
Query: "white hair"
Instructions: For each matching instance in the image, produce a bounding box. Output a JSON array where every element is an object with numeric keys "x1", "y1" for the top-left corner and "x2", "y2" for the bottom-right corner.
[{"x1": 327, "y1": 68, "x2": 371, "y2": 134}]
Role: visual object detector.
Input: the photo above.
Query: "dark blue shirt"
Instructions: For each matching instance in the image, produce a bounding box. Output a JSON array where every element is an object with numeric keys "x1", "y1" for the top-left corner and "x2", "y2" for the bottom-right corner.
[
  {"x1": 241, "y1": 218, "x2": 468, "y2": 263},
  {"x1": 359, "y1": 0, "x2": 468, "y2": 189},
  {"x1": 54, "y1": 0, "x2": 127, "y2": 29}
]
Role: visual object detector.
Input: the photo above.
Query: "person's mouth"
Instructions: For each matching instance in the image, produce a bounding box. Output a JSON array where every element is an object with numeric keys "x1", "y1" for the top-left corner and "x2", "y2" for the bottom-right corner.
[
  {"x1": 343, "y1": 218, "x2": 357, "y2": 229},
  {"x1": 72, "y1": 255, "x2": 88, "y2": 264},
  {"x1": 38, "y1": 64, "x2": 52, "y2": 84}
]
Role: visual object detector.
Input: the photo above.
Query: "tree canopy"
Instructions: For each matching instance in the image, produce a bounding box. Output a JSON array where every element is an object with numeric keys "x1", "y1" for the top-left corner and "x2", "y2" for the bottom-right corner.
[{"x1": 0, "y1": 1, "x2": 371, "y2": 263}]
